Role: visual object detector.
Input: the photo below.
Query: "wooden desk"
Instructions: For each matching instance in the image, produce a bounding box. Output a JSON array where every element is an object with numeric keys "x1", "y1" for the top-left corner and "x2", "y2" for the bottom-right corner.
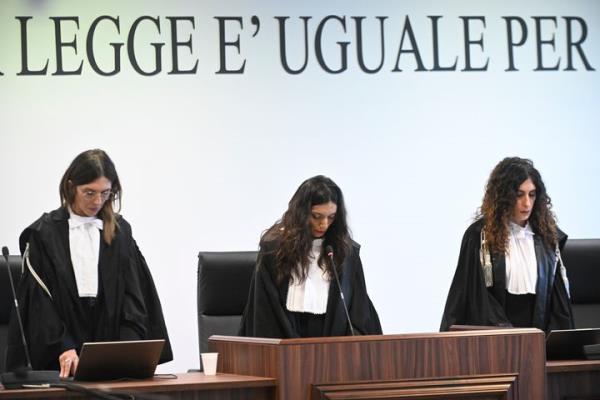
[
  {"x1": 547, "y1": 359, "x2": 600, "y2": 400},
  {"x1": 0, "y1": 372, "x2": 276, "y2": 399},
  {"x1": 4, "y1": 338, "x2": 598, "y2": 400}
]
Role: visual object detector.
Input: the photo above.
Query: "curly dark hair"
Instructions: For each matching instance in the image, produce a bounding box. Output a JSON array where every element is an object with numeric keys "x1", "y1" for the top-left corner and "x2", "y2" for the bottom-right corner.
[
  {"x1": 262, "y1": 175, "x2": 351, "y2": 285},
  {"x1": 477, "y1": 157, "x2": 557, "y2": 254}
]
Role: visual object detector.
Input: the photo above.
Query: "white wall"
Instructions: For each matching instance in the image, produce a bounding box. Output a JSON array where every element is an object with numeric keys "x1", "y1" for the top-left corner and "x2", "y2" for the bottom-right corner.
[{"x1": 1, "y1": 0, "x2": 599, "y2": 373}]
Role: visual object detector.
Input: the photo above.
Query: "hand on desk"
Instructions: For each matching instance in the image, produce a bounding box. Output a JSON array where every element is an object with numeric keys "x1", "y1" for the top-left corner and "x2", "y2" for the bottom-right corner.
[{"x1": 59, "y1": 349, "x2": 79, "y2": 378}]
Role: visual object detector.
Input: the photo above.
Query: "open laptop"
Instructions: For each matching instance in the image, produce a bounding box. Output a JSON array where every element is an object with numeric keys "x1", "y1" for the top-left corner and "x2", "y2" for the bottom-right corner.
[
  {"x1": 546, "y1": 328, "x2": 600, "y2": 360},
  {"x1": 72, "y1": 339, "x2": 165, "y2": 381}
]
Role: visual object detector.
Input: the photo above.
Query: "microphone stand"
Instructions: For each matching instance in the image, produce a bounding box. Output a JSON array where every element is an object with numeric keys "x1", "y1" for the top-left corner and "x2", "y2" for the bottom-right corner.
[{"x1": 0, "y1": 246, "x2": 59, "y2": 389}]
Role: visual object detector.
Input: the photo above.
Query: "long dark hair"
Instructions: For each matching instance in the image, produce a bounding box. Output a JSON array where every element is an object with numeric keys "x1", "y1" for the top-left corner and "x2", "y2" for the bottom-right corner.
[
  {"x1": 478, "y1": 157, "x2": 557, "y2": 253},
  {"x1": 263, "y1": 175, "x2": 351, "y2": 284},
  {"x1": 59, "y1": 149, "x2": 122, "y2": 244}
]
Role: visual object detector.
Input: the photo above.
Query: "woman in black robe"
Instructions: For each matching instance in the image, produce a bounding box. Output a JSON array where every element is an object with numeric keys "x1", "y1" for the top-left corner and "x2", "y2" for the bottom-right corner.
[
  {"x1": 238, "y1": 175, "x2": 382, "y2": 338},
  {"x1": 6, "y1": 149, "x2": 172, "y2": 377},
  {"x1": 440, "y1": 157, "x2": 573, "y2": 332}
]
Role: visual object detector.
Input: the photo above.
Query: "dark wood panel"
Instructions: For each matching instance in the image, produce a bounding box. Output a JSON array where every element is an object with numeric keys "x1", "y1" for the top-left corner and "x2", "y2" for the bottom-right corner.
[
  {"x1": 212, "y1": 340, "x2": 281, "y2": 378},
  {"x1": 547, "y1": 359, "x2": 600, "y2": 373},
  {"x1": 312, "y1": 374, "x2": 516, "y2": 400},
  {"x1": 547, "y1": 369, "x2": 600, "y2": 400},
  {"x1": 0, "y1": 373, "x2": 276, "y2": 399},
  {"x1": 0, "y1": 387, "x2": 275, "y2": 400},
  {"x1": 212, "y1": 329, "x2": 545, "y2": 400}
]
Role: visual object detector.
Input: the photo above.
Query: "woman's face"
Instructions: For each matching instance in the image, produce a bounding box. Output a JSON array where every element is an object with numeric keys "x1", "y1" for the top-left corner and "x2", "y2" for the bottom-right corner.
[
  {"x1": 71, "y1": 176, "x2": 112, "y2": 217},
  {"x1": 512, "y1": 178, "x2": 536, "y2": 227},
  {"x1": 309, "y1": 201, "x2": 337, "y2": 238}
]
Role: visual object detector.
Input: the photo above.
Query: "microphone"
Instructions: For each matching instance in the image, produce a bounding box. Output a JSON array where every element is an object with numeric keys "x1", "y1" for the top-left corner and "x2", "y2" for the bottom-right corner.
[
  {"x1": 1, "y1": 246, "x2": 59, "y2": 389},
  {"x1": 325, "y1": 245, "x2": 355, "y2": 336}
]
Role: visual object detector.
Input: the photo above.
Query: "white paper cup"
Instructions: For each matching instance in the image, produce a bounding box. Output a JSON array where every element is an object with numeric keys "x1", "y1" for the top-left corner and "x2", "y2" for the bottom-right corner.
[{"x1": 201, "y1": 352, "x2": 219, "y2": 375}]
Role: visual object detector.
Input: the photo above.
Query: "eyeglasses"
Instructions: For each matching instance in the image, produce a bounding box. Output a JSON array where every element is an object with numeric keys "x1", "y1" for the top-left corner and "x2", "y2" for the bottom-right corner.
[{"x1": 79, "y1": 188, "x2": 113, "y2": 201}]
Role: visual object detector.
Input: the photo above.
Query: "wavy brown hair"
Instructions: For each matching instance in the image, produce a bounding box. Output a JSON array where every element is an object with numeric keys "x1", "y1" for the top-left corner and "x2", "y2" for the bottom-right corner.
[
  {"x1": 478, "y1": 157, "x2": 557, "y2": 254},
  {"x1": 262, "y1": 175, "x2": 351, "y2": 285},
  {"x1": 59, "y1": 149, "x2": 122, "y2": 245}
]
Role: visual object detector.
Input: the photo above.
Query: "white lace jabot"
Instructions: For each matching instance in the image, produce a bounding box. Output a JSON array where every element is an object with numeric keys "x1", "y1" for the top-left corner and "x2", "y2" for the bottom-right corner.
[
  {"x1": 505, "y1": 222, "x2": 537, "y2": 295},
  {"x1": 286, "y1": 238, "x2": 331, "y2": 314},
  {"x1": 68, "y1": 209, "x2": 103, "y2": 297}
]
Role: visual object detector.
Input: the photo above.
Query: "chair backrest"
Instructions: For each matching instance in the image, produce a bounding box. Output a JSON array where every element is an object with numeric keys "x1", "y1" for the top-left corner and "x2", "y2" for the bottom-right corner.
[
  {"x1": 196, "y1": 251, "x2": 257, "y2": 356},
  {"x1": 562, "y1": 239, "x2": 600, "y2": 328},
  {"x1": 0, "y1": 255, "x2": 22, "y2": 373}
]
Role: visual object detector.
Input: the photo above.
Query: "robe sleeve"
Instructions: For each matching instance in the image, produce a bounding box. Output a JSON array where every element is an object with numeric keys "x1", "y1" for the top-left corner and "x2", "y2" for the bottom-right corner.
[
  {"x1": 119, "y1": 223, "x2": 173, "y2": 363},
  {"x1": 440, "y1": 224, "x2": 511, "y2": 331},
  {"x1": 548, "y1": 268, "x2": 575, "y2": 330},
  {"x1": 347, "y1": 245, "x2": 382, "y2": 335},
  {"x1": 119, "y1": 243, "x2": 148, "y2": 341},
  {"x1": 6, "y1": 231, "x2": 73, "y2": 371},
  {"x1": 548, "y1": 228, "x2": 574, "y2": 330},
  {"x1": 238, "y1": 249, "x2": 298, "y2": 338}
]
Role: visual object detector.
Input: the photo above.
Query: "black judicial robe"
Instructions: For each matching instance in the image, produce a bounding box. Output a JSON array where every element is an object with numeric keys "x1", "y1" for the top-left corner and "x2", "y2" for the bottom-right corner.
[
  {"x1": 238, "y1": 239, "x2": 382, "y2": 338},
  {"x1": 6, "y1": 207, "x2": 173, "y2": 371},
  {"x1": 440, "y1": 219, "x2": 574, "y2": 332}
]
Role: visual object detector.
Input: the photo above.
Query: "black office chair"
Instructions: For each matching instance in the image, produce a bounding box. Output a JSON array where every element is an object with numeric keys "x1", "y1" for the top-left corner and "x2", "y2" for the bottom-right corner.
[
  {"x1": 0, "y1": 255, "x2": 22, "y2": 373},
  {"x1": 563, "y1": 239, "x2": 600, "y2": 328},
  {"x1": 196, "y1": 251, "x2": 257, "y2": 357}
]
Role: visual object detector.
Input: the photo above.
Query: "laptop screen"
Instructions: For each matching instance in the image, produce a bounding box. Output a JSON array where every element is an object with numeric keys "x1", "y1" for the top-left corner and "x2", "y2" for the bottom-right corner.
[
  {"x1": 546, "y1": 328, "x2": 600, "y2": 360},
  {"x1": 74, "y1": 339, "x2": 165, "y2": 381}
]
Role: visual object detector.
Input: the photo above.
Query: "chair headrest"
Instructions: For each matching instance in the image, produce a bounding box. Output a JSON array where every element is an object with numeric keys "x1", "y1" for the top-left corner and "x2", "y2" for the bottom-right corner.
[
  {"x1": 563, "y1": 239, "x2": 600, "y2": 304},
  {"x1": 197, "y1": 251, "x2": 257, "y2": 315}
]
